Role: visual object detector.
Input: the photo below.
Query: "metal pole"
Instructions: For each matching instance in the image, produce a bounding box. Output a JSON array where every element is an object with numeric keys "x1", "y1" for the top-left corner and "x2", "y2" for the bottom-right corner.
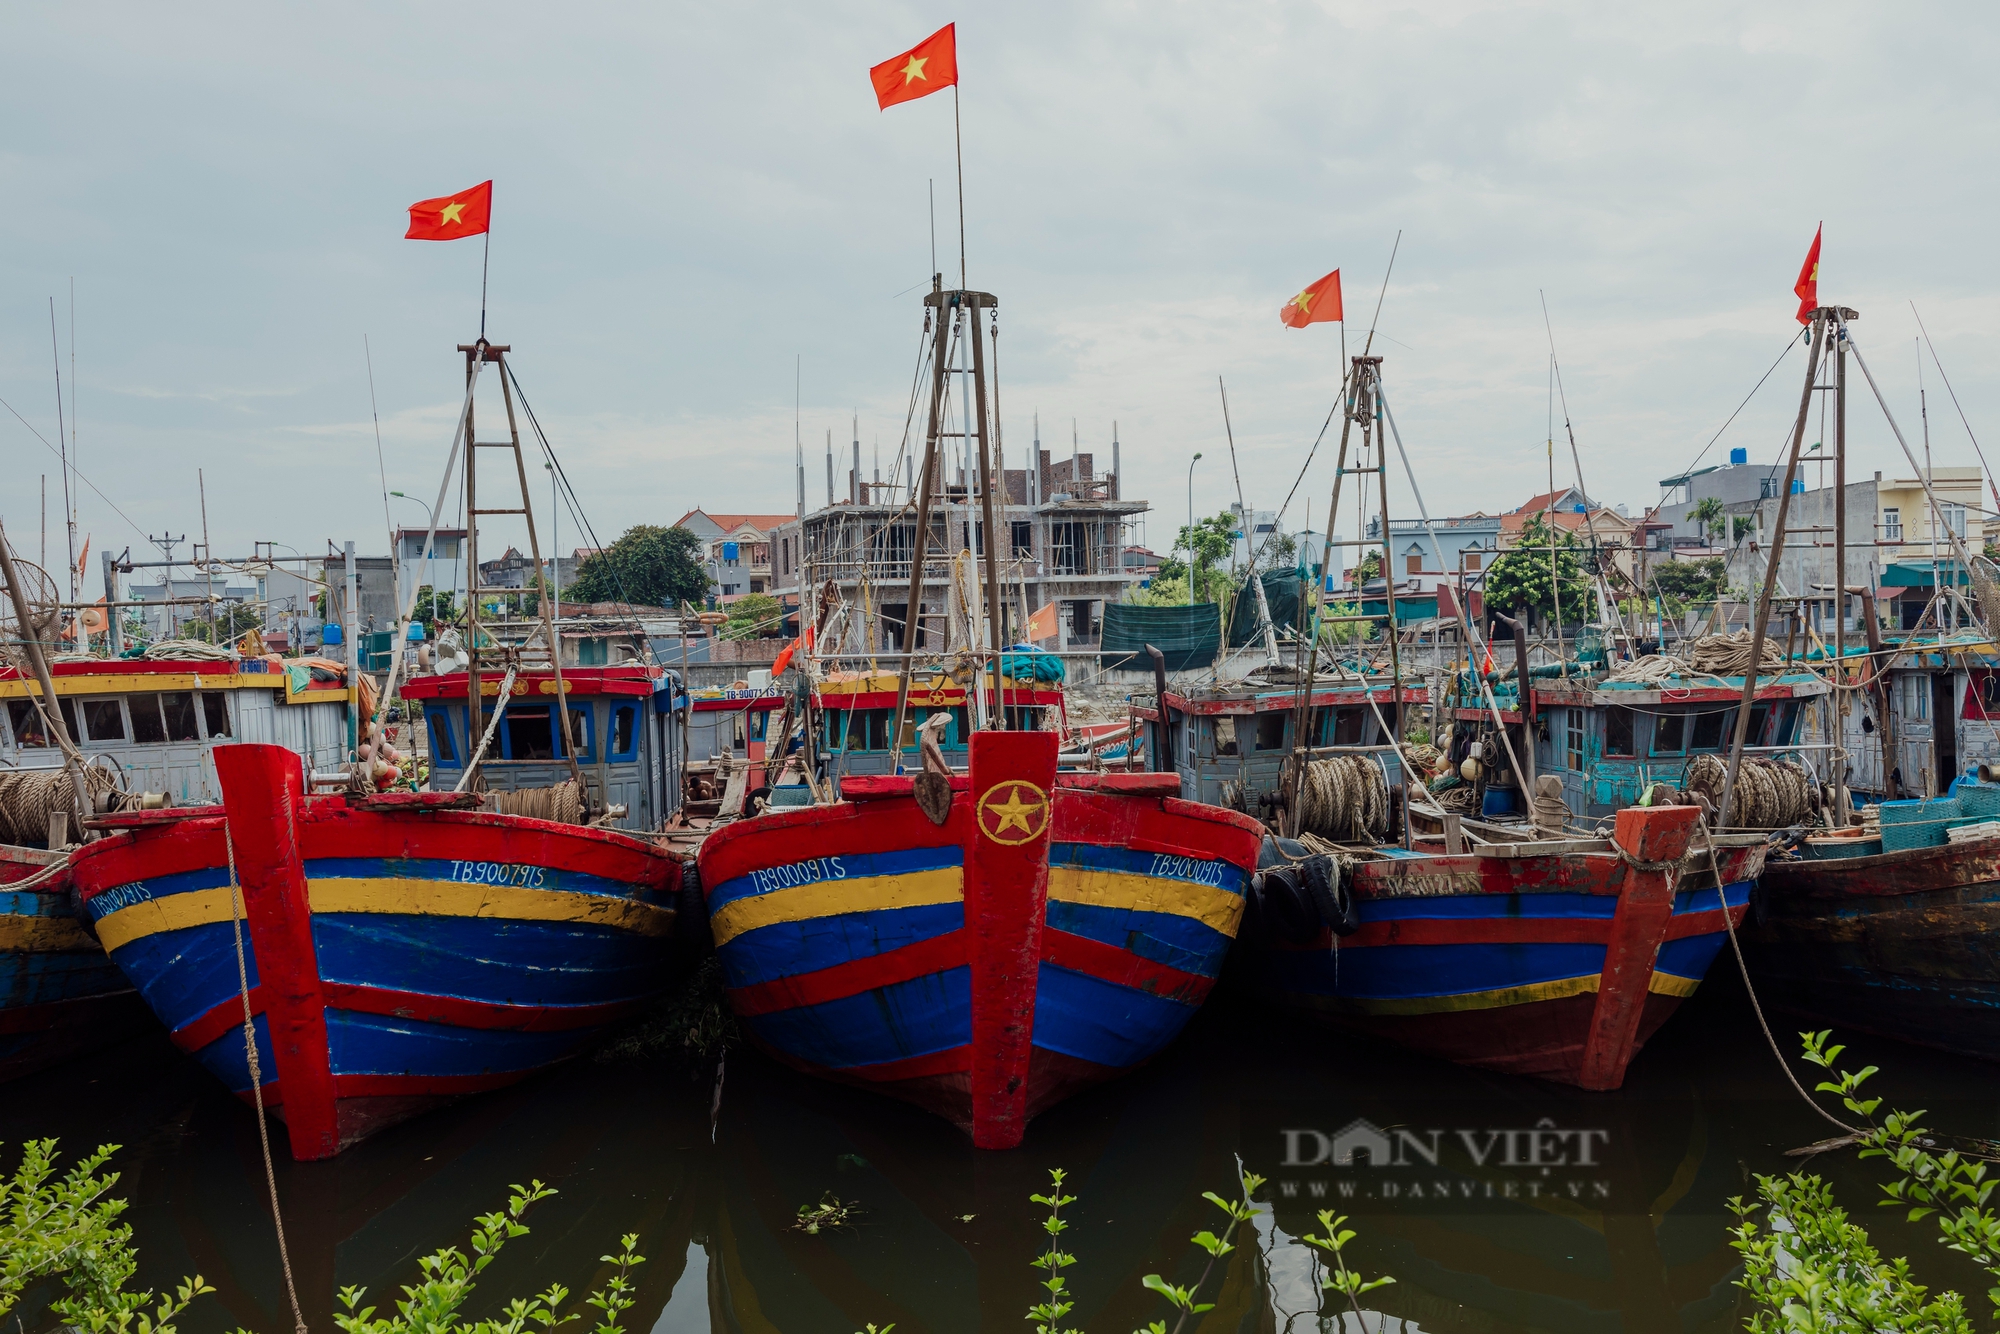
[
  {"x1": 889, "y1": 277, "x2": 953, "y2": 766},
  {"x1": 1186, "y1": 453, "x2": 1202, "y2": 605},
  {"x1": 1715, "y1": 312, "x2": 1828, "y2": 831},
  {"x1": 1832, "y1": 317, "x2": 1849, "y2": 824},
  {"x1": 344, "y1": 540, "x2": 359, "y2": 752}
]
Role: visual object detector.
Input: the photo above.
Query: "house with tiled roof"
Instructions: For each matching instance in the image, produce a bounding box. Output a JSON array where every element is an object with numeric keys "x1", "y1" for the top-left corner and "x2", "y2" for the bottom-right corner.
[{"x1": 674, "y1": 509, "x2": 794, "y2": 600}]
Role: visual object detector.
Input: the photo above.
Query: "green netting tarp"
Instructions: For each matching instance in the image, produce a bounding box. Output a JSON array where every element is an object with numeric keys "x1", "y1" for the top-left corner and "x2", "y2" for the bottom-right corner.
[
  {"x1": 1100, "y1": 602, "x2": 1221, "y2": 672},
  {"x1": 1228, "y1": 570, "x2": 1310, "y2": 647}
]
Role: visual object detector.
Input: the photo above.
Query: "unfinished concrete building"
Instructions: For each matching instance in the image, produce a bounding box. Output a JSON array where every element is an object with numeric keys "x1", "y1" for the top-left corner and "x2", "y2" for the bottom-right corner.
[{"x1": 773, "y1": 436, "x2": 1147, "y2": 659}]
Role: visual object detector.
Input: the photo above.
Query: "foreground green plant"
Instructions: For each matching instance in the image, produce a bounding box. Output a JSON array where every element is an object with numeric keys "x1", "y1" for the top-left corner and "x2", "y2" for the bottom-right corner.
[
  {"x1": 1, "y1": 1139, "x2": 212, "y2": 1334},
  {"x1": 1, "y1": 1142, "x2": 648, "y2": 1334},
  {"x1": 1729, "y1": 1031, "x2": 2000, "y2": 1330}
]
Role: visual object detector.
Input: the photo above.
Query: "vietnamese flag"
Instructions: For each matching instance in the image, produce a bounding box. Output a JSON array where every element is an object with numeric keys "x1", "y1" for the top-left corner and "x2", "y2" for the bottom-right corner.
[
  {"x1": 406, "y1": 180, "x2": 492, "y2": 241},
  {"x1": 871, "y1": 24, "x2": 957, "y2": 109},
  {"x1": 1794, "y1": 224, "x2": 1821, "y2": 325},
  {"x1": 1281, "y1": 269, "x2": 1343, "y2": 328}
]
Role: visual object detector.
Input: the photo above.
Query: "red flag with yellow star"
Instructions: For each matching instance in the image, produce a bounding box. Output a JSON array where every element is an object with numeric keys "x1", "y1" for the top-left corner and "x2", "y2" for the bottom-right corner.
[
  {"x1": 871, "y1": 24, "x2": 957, "y2": 109},
  {"x1": 1280, "y1": 269, "x2": 1342, "y2": 328},
  {"x1": 406, "y1": 180, "x2": 492, "y2": 241},
  {"x1": 1793, "y1": 224, "x2": 1821, "y2": 325}
]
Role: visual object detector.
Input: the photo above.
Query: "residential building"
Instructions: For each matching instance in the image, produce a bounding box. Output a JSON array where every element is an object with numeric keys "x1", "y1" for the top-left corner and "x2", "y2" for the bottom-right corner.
[
  {"x1": 393, "y1": 526, "x2": 468, "y2": 612},
  {"x1": 1368, "y1": 512, "x2": 1504, "y2": 596},
  {"x1": 773, "y1": 444, "x2": 1144, "y2": 655},
  {"x1": 674, "y1": 510, "x2": 791, "y2": 600}
]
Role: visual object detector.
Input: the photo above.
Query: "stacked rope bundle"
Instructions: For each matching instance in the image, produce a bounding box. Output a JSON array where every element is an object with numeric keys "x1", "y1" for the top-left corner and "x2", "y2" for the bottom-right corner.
[
  {"x1": 0, "y1": 765, "x2": 120, "y2": 844},
  {"x1": 1682, "y1": 752, "x2": 1814, "y2": 828},
  {"x1": 1685, "y1": 630, "x2": 1788, "y2": 678},
  {"x1": 142, "y1": 639, "x2": 236, "y2": 662},
  {"x1": 484, "y1": 779, "x2": 585, "y2": 825},
  {"x1": 1605, "y1": 654, "x2": 1697, "y2": 685},
  {"x1": 1293, "y1": 755, "x2": 1388, "y2": 843}
]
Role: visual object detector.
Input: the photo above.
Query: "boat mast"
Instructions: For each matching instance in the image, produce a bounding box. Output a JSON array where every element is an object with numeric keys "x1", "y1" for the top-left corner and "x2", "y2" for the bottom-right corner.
[
  {"x1": 457, "y1": 341, "x2": 580, "y2": 794},
  {"x1": 889, "y1": 277, "x2": 953, "y2": 760},
  {"x1": 1832, "y1": 312, "x2": 1849, "y2": 825}
]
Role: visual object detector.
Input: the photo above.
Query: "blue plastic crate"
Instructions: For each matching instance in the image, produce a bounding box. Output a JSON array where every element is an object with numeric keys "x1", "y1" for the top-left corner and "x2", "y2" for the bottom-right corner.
[
  {"x1": 1960, "y1": 783, "x2": 2000, "y2": 819},
  {"x1": 1879, "y1": 796, "x2": 1961, "y2": 852}
]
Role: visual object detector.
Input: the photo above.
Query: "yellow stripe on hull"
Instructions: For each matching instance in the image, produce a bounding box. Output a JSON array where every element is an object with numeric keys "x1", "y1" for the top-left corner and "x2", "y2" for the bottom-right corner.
[
  {"x1": 1045, "y1": 867, "x2": 1243, "y2": 937},
  {"x1": 709, "y1": 869, "x2": 963, "y2": 948},
  {"x1": 0, "y1": 914, "x2": 100, "y2": 953},
  {"x1": 1288, "y1": 969, "x2": 1703, "y2": 1017},
  {"x1": 94, "y1": 879, "x2": 670, "y2": 952}
]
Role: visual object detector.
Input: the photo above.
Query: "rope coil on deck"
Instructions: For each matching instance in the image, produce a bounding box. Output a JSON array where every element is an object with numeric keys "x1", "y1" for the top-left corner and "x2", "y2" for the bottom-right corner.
[
  {"x1": 1293, "y1": 755, "x2": 1388, "y2": 843},
  {"x1": 0, "y1": 765, "x2": 120, "y2": 844},
  {"x1": 1683, "y1": 752, "x2": 1814, "y2": 829},
  {"x1": 483, "y1": 779, "x2": 586, "y2": 825}
]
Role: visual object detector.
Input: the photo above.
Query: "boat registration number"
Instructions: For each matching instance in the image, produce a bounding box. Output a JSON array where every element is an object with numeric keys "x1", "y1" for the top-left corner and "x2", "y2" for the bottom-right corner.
[
  {"x1": 88, "y1": 882, "x2": 153, "y2": 919},
  {"x1": 447, "y1": 861, "x2": 550, "y2": 888},
  {"x1": 1148, "y1": 853, "x2": 1224, "y2": 887}
]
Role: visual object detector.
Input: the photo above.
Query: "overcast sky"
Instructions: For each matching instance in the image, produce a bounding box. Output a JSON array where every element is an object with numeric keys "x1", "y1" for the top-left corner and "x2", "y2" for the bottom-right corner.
[{"x1": 2, "y1": 1, "x2": 1995, "y2": 578}]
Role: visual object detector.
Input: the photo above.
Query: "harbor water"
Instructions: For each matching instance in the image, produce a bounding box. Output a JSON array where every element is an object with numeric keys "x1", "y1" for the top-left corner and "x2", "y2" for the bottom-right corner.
[{"x1": 7, "y1": 966, "x2": 1997, "y2": 1333}]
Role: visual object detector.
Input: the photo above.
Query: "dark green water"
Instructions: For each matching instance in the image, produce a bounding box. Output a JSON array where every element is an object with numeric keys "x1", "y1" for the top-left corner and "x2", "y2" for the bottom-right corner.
[{"x1": 7, "y1": 971, "x2": 1997, "y2": 1334}]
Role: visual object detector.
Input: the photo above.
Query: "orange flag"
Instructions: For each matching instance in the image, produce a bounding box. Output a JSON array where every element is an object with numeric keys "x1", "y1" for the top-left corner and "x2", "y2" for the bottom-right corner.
[
  {"x1": 871, "y1": 24, "x2": 957, "y2": 109},
  {"x1": 1281, "y1": 269, "x2": 1343, "y2": 328},
  {"x1": 75, "y1": 534, "x2": 89, "y2": 578},
  {"x1": 407, "y1": 181, "x2": 493, "y2": 241},
  {"x1": 1794, "y1": 225, "x2": 1821, "y2": 325},
  {"x1": 1025, "y1": 602, "x2": 1059, "y2": 643}
]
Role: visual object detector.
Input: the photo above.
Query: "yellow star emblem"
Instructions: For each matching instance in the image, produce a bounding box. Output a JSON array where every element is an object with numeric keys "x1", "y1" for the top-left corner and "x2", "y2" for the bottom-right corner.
[
  {"x1": 902, "y1": 54, "x2": 929, "y2": 84},
  {"x1": 1291, "y1": 289, "x2": 1314, "y2": 313},
  {"x1": 987, "y1": 786, "x2": 1037, "y2": 834},
  {"x1": 440, "y1": 200, "x2": 466, "y2": 226}
]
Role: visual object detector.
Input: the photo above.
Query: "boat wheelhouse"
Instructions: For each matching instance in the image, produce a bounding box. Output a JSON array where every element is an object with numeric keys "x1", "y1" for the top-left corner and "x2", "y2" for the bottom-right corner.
[
  {"x1": 815, "y1": 669, "x2": 1067, "y2": 785},
  {"x1": 401, "y1": 665, "x2": 687, "y2": 832},
  {"x1": 1509, "y1": 669, "x2": 1832, "y2": 818},
  {"x1": 1134, "y1": 674, "x2": 1427, "y2": 816},
  {"x1": 0, "y1": 656, "x2": 352, "y2": 807}
]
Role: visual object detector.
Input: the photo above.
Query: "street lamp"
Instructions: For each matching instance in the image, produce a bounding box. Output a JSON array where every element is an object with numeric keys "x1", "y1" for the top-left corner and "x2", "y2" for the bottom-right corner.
[
  {"x1": 389, "y1": 491, "x2": 444, "y2": 619},
  {"x1": 1186, "y1": 452, "x2": 1203, "y2": 606}
]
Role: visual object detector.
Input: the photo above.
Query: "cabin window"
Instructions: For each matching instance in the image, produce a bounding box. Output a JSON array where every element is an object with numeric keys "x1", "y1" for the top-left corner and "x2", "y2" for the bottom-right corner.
[
  {"x1": 59, "y1": 698, "x2": 79, "y2": 743},
  {"x1": 505, "y1": 705, "x2": 558, "y2": 760},
  {"x1": 82, "y1": 699, "x2": 127, "y2": 743},
  {"x1": 1747, "y1": 703, "x2": 1771, "y2": 746},
  {"x1": 748, "y1": 710, "x2": 770, "y2": 743},
  {"x1": 825, "y1": 711, "x2": 847, "y2": 750},
  {"x1": 1605, "y1": 706, "x2": 1635, "y2": 756},
  {"x1": 1255, "y1": 712, "x2": 1287, "y2": 751},
  {"x1": 950, "y1": 707, "x2": 971, "y2": 745},
  {"x1": 1565, "y1": 709, "x2": 1584, "y2": 770},
  {"x1": 7, "y1": 700, "x2": 51, "y2": 747},
  {"x1": 850, "y1": 709, "x2": 890, "y2": 751},
  {"x1": 160, "y1": 693, "x2": 201, "y2": 743},
  {"x1": 200, "y1": 693, "x2": 231, "y2": 739},
  {"x1": 428, "y1": 709, "x2": 459, "y2": 766},
  {"x1": 610, "y1": 705, "x2": 638, "y2": 760},
  {"x1": 1690, "y1": 707, "x2": 1730, "y2": 750},
  {"x1": 1002, "y1": 705, "x2": 1042, "y2": 731},
  {"x1": 1333, "y1": 708, "x2": 1364, "y2": 746},
  {"x1": 1651, "y1": 712, "x2": 1686, "y2": 755},
  {"x1": 565, "y1": 705, "x2": 594, "y2": 761},
  {"x1": 1211, "y1": 717, "x2": 1239, "y2": 757},
  {"x1": 131, "y1": 695, "x2": 168, "y2": 744}
]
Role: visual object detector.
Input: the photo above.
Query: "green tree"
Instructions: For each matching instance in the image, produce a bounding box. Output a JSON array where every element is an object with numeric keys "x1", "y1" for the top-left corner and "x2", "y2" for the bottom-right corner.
[
  {"x1": 411, "y1": 585, "x2": 457, "y2": 630},
  {"x1": 1732, "y1": 515, "x2": 1755, "y2": 545},
  {"x1": 1353, "y1": 550, "x2": 1382, "y2": 585},
  {"x1": 1690, "y1": 496, "x2": 1726, "y2": 545},
  {"x1": 568, "y1": 525, "x2": 709, "y2": 609},
  {"x1": 1485, "y1": 516, "x2": 1591, "y2": 626},
  {"x1": 1649, "y1": 556, "x2": 1727, "y2": 609},
  {"x1": 182, "y1": 603, "x2": 263, "y2": 645},
  {"x1": 1153, "y1": 512, "x2": 1238, "y2": 603},
  {"x1": 721, "y1": 592, "x2": 783, "y2": 640}
]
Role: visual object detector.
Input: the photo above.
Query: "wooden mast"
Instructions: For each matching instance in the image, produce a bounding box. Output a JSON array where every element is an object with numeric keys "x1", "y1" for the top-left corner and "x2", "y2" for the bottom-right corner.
[
  {"x1": 967, "y1": 293, "x2": 1009, "y2": 723},
  {"x1": 888, "y1": 277, "x2": 953, "y2": 762}
]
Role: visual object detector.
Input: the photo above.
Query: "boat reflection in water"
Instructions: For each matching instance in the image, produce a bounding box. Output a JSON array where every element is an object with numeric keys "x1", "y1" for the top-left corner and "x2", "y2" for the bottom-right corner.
[{"x1": 2, "y1": 977, "x2": 1855, "y2": 1334}]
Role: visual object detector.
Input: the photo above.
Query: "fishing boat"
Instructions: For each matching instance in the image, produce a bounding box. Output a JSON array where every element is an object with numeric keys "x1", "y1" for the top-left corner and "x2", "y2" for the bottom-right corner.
[
  {"x1": 698, "y1": 283, "x2": 1265, "y2": 1147},
  {"x1": 1176, "y1": 354, "x2": 1775, "y2": 1089},
  {"x1": 1709, "y1": 303, "x2": 2000, "y2": 1061},
  {"x1": 698, "y1": 728, "x2": 1263, "y2": 1148},
  {"x1": 63, "y1": 339, "x2": 693, "y2": 1157}
]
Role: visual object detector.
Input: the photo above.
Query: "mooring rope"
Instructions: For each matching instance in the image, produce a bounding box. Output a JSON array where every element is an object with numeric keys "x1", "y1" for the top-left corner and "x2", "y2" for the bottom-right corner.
[
  {"x1": 1695, "y1": 819, "x2": 1857, "y2": 1137},
  {"x1": 484, "y1": 779, "x2": 585, "y2": 825},
  {"x1": 453, "y1": 665, "x2": 517, "y2": 794},
  {"x1": 1683, "y1": 753, "x2": 1815, "y2": 829},
  {"x1": 223, "y1": 826, "x2": 309, "y2": 1334}
]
